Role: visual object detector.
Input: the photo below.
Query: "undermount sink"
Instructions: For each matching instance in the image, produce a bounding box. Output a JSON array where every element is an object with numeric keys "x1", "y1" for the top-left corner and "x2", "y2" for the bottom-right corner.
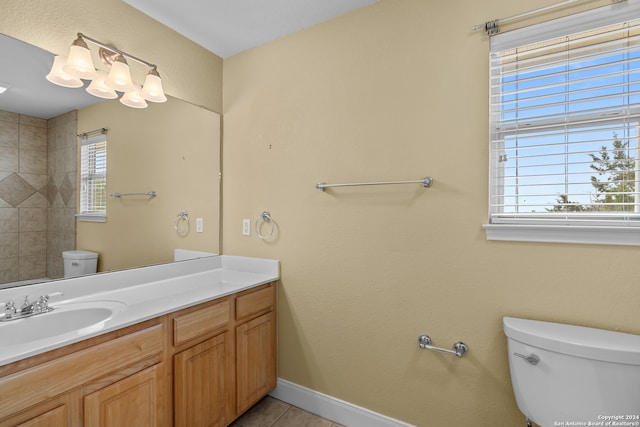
[{"x1": 0, "y1": 301, "x2": 126, "y2": 346}]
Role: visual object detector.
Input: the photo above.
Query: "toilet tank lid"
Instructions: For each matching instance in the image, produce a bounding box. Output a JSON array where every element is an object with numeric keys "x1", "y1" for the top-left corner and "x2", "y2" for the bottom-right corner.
[
  {"x1": 504, "y1": 317, "x2": 640, "y2": 366},
  {"x1": 62, "y1": 250, "x2": 98, "y2": 259}
]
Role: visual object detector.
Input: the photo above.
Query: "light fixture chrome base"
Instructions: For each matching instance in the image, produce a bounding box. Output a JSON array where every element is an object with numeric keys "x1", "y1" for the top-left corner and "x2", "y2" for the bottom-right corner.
[{"x1": 98, "y1": 47, "x2": 120, "y2": 66}]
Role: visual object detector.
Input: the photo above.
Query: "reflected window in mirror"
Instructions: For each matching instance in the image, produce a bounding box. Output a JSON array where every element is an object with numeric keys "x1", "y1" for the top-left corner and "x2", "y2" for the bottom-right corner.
[{"x1": 78, "y1": 133, "x2": 107, "y2": 222}]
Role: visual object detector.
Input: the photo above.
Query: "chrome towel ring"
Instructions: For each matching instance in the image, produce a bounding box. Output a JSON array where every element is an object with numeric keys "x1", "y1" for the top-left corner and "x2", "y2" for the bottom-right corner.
[
  {"x1": 256, "y1": 211, "x2": 276, "y2": 240},
  {"x1": 175, "y1": 211, "x2": 190, "y2": 236}
]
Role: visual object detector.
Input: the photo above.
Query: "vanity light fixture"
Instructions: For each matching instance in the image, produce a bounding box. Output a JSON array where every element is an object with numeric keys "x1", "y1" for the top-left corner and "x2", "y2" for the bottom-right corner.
[
  {"x1": 104, "y1": 55, "x2": 135, "y2": 92},
  {"x1": 63, "y1": 35, "x2": 97, "y2": 80},
  {"x1": 47, "y1": 33, "x2": 167, "y2": 108},
  {"x1": 86, "y1": 70, "x2": 117, "y2": 99},
  {"x1": 46, "y1": 55, "x2": 83, "y2": 88},
  {"x1": 141, "y1": 68, "x2": 167, "y2": 103},
  {"x1": 120, "y1": 85, "x2": 148, "y2": 109}
]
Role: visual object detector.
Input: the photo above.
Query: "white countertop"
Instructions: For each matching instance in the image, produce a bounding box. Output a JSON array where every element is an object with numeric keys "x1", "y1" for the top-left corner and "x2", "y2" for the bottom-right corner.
[{"x1": 0, "y1": 255, "x2": 279, "y2": 366}]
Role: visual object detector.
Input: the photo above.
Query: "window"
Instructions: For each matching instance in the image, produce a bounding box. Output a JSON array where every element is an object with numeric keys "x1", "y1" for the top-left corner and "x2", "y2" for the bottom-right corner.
[
  {"x1": 485, "y1": 0, "x2": 640, "y2": 245},
  {"x1": 78, "y1": 133, "x2": 107, "y2": 222}
]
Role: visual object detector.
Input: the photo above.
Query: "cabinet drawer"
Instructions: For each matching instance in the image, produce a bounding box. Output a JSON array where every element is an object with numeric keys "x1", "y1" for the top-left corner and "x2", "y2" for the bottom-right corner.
[
  {"x1": 236, "y1": 285, "x2": 274, "y2": 321},
  {"x1": 173, "y1": 299, "x2": 231, "y2": 346}
]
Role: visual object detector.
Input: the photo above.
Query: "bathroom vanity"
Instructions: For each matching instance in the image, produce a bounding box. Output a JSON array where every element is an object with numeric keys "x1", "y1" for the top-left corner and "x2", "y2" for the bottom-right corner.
[{"x1": 0, "y1": 255, "x2": 278, "y2": 426}]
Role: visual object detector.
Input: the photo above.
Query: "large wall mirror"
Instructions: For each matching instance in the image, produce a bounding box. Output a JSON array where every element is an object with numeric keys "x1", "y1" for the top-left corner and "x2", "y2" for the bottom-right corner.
[{"x1": 0, "y1": 34, "x2": 221, "y2": 289}]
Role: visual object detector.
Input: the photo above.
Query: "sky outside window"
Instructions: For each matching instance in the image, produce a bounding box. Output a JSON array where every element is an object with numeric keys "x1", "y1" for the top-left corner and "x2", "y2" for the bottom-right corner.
[{"x1": 492, "y1": 21, "x2": 640, "y2": 215}]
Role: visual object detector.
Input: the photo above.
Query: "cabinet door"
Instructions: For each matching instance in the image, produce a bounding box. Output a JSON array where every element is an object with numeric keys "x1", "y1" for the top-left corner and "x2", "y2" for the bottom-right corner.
[
  {"x1": 174, "y1": 331, "x2": 234, "y2": 427},
  {"x1": 236, "y1": 312, "x2": 276, "y2": 416},
  {"x1": 84, "y1": 363, "x2": 165, "y2": 427}
]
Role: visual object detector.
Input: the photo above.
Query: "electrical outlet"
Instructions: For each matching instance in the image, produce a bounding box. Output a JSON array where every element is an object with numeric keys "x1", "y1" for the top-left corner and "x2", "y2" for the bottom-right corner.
[
  {"x1": 196, "y1": 218, "x2": 203, "y2": 233},
  {"x1": 242, "y1": 219, "x2": 251, "y2": 236}
]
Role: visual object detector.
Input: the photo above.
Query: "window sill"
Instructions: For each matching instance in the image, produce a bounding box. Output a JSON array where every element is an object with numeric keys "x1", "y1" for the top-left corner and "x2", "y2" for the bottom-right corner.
[
  {"x1": 483, "y1": 223, "x2": 640, "y2": 246},
  {"x1": 76, "y1": 214, "x2": 107, "y2": 223}
]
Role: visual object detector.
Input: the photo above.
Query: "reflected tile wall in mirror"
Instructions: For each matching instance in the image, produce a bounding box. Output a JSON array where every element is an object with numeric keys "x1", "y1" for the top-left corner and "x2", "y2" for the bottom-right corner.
[
  {"x1": 47, "y1": 111, "x2": 77, "y2": 280},
  {"x1": 0, "y1": 110, "x2": 76, "y2": 285}
]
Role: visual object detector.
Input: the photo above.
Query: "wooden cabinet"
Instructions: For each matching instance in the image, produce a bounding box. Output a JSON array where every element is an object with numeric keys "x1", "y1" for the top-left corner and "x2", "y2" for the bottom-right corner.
[
  {"x1": 172, "y1": 297, "x2": 234, "y2": 427},
  {"x1": 172, "y1": 283, "x2": 277, "y2": 424},
  {"x1": 236, "y1": 312, "x2": 276, "y2": 415},
  {"x1": 0, "y1": 322, "x2": 165, "y2": 427},
  {"x1": 235, "y1": 284, "x2": 277, "y2": 417},
  {"x1": 0, "y1": 282, "x2": 277, "y2": 427},
  {"x1": 85, "y1": 363, "x2": 165, "y2": 427},
  {"x1": 174, "y1": 332, "x2": 234, "y2": 427},
  {"x1": 173, "y1": 299, "x2": 231, "y2": 347}
]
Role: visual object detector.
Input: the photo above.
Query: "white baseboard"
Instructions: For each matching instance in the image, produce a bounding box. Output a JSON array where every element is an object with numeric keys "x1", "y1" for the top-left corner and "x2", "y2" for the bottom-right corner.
[{"x1": 269, "y1": 378, "x2": 415, "y2": 427}]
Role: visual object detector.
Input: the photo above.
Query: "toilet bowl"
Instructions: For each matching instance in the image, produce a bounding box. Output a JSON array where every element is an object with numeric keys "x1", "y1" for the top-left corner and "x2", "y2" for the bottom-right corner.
[
  {"x1": 62, "y1": 250, "x2": 98, "y2": 278},
  {"x1": 504, "y1": 317, "x2": 640, "y2": 427}
]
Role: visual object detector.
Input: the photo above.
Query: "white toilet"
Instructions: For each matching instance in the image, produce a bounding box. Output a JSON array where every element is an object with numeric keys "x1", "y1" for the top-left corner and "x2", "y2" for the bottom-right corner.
[
  {"x1": 62, "y1": 250, "x2": 98, "y2": 278},
  {"x1": 504, "y1": 317, "x2": 640, "y2": 427}
]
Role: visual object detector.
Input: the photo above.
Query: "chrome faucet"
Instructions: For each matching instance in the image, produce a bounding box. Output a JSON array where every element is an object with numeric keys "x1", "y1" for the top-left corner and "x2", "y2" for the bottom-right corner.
[
  {"x1": 21, "y1": 296, "x2": 39, "y2": 315},
  {"x1": 1, "y1": 292, "x2": 63, "y2": 321},
  {"x1": 3, "y1": 301, "x2": 16, "y2": 318}
]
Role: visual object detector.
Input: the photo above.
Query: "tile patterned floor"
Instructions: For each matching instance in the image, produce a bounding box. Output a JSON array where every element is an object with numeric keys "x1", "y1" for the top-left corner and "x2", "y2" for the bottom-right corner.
[{"x1": 231, "y1": 396, "x2": 345, "y2": 427}]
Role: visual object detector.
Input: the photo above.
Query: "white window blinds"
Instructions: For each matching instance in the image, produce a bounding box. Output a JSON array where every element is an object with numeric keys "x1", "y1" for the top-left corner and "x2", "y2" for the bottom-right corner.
[
  {"x1": 489, "y1": 7, "x2": 640, "y2": 229},
  {"x1": 79, "y1": 133, "x2": 107, "y2": 220}
]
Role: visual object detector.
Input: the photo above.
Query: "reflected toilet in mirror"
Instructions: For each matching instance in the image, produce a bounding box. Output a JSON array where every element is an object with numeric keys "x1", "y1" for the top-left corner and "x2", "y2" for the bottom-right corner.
[{"x1": 62, "y1": 251, "x2": 98, "y2": 278}]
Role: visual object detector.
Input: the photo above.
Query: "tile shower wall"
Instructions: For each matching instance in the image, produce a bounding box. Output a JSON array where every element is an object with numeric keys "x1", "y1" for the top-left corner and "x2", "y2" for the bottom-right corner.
[{"x1": 0, "y1": 110, "x2": 76, "y2": 284}]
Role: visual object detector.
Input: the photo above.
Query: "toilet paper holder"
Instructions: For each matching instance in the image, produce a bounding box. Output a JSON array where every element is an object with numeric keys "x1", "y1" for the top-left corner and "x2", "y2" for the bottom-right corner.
[{"x1": 418, "y1": 334, "x2": 468, "y2": 358}]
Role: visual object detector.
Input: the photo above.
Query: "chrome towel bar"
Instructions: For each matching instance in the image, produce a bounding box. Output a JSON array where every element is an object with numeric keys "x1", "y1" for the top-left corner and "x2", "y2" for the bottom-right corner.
[
  {"x1": 418, "y1": 334, "x2": 468, "y2": 358},
  {"x1": 316, "y1": 177, "x2": 433, "y2": 191}
]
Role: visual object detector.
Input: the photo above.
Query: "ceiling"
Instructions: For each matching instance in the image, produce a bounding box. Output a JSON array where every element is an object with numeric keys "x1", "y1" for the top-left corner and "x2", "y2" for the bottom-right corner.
[
  {"x1": 0, "y1": 0, "x2": 378, "y2": 119},
  {"x1": 122, "y1": 0, "x2": 379, "y2": 58}
]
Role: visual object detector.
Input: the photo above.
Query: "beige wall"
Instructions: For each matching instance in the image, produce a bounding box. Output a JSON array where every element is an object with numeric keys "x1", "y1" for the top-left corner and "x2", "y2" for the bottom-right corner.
[
  {"x1": 77, "y1": 98, "x2": 220, "y2": 272},
  {"x1": 222, "y1": 0, "x2": 640, "y2": 425},
  {"x1": 0, "y1": 0, "x2": 222, "y2": 112}
]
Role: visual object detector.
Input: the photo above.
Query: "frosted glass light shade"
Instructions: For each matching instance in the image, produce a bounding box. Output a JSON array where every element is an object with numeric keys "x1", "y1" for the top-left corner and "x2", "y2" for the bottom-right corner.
[
  {"x1": 86, "y1": 71, "x2": 117, "y2": 99},
  {"x1": 62, "y1": 44, "x2": 97, "y2": 80},
  {"x1": 105, "y1": 57, "x2": 135, "y2": 92},
  {"x1": 120, "y1": 85, "x2": 148, "y2": 109},
  {"x1": 141, "y1": 70, "x2": 167, "y2": 103},
  {"x1": 46, "y1": 56, "x2": 83, "y2": 88}
]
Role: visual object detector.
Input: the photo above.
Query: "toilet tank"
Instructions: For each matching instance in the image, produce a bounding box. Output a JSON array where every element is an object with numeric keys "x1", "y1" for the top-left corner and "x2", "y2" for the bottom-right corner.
[
  {"x1": 62, "y1": 250, "x2": 98, "y2": 278},
  {"x1": 504, "y1": 317, "x2": 640, "y2": 427}
]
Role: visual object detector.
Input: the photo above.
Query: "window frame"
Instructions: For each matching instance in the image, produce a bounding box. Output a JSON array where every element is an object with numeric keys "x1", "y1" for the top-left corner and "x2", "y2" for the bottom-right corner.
[
  {"x1": 484, "y1": 0, "x2": 640, "y2": 246},
  {"x1": 77, "y1": 133, "x2": 107, "y2": 223}
]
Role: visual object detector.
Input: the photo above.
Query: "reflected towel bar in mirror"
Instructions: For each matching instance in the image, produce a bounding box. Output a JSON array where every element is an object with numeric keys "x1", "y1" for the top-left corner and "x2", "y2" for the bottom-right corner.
[{"x1": 110, "y1": 191, "x2": 157, "y2": 198}]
